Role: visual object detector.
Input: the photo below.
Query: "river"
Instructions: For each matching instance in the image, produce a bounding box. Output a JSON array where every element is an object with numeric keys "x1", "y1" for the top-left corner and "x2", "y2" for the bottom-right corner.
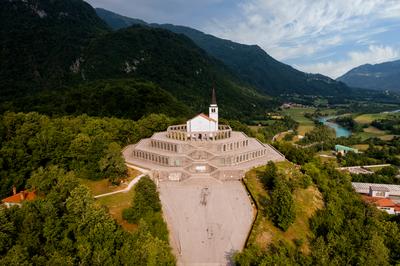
[{"x1": 318, "y1": 116, "x2": 351, "y2": 138}]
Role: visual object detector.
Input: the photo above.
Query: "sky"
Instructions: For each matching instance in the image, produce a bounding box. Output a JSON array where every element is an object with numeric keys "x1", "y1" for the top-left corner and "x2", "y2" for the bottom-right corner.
[{"x1": 87, "y1": 0, "x2": 400, "y2": 79}]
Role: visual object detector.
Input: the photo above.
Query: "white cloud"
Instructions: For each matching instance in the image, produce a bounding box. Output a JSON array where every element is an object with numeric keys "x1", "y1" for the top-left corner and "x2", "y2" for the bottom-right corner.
[
  {"x1": 206, "y1": 0, "x2": 400, "y2": 62},
  {"x1": 296, "y1": 45, "x2": 400, "y2": 78}
]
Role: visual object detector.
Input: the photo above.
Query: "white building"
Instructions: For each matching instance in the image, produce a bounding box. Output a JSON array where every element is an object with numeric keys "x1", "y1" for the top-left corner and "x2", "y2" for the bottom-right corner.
[
  {"x1": 123, "y1": 87, "x2": 286, "y2": 181},
  {"x1": 186, "y1": 88, "x2": 219, "y2": 139},
  {"x1": 186, "y1": 113, "x2": 217, "y2": 134}
]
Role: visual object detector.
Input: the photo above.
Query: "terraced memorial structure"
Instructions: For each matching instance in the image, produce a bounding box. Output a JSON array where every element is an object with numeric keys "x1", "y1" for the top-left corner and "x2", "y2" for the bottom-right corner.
[{"x1": 123, "y1": 90, "x2": 285, "y2": 265}]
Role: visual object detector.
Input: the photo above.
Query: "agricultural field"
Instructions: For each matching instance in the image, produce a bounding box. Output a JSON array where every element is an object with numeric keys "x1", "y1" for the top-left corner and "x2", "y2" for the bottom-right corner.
[
  {"x1": 354, "y1": 111, "x2": 400, "y2": 124},
  {"x1": 354, "y1": 113, "x2": 388, "y2": 124},
  {"x1": 353, "y1": 112, "x2": 399, "y2": 140},
  {"x1": 281, "y1": 107, "x2": 316, "y2": 135}
]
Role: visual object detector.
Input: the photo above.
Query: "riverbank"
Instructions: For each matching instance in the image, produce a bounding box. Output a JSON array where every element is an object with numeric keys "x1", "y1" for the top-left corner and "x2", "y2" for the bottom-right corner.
[{"x1": 318, "y1": 116, "x2": 351, "y2": 138}]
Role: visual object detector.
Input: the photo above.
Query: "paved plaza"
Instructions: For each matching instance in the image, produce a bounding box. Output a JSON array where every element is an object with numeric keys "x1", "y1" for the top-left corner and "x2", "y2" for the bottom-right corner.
[{"x1": 159, "y1": 177, "x2": 255, "y2": 265}]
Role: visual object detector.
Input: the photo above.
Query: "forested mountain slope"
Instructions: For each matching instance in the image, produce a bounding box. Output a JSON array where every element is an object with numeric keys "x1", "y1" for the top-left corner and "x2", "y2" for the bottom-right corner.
[
  {"x1": 0, "y1": 1, "x2": 274, "y2": 120},
  {"x1": 0, "y1": 0, "x2": 108, "y2": 99},
  {"x1": 337, "y1": 60, "x2": 400, "y2": 92},
  {"x1": 75, "y1": 26, "x2": 273, "y2": 118},
  {"x1": 96, "y1": 8, "x2": 351, "y2": 97}
]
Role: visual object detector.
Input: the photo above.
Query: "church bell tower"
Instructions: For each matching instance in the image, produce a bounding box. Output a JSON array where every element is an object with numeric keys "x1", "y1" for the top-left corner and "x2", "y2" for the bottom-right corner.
[{"x1": 209, "y1": 88, "x2": 218, "y2": 126}]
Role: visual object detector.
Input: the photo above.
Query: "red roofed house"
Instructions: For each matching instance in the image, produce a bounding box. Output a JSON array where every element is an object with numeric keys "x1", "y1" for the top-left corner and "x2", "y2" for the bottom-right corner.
[
  {"x1": 1, "y1": 187, "x2": 36, "y2": 208},
  {"x1": 395, "y1": 206, "x2": 400, "y2": 215},
  {"x1": 362, "y1": 195, "x2": 399, "y2": 215}
]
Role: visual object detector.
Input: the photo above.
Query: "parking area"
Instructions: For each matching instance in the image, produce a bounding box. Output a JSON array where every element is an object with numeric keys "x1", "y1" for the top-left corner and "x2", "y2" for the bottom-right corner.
[{"x1": 159, "y1": 177, "x2": 254, "y2": 266}]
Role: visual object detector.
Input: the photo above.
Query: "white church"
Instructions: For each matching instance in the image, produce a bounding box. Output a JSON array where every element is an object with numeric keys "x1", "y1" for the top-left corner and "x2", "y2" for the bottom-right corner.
[
  {"x1": 186, "y1": 88, "x2": 219, "y2": 137},
  {"x1": 123, "y1": 87, "x2": 285, "y2": 181}
]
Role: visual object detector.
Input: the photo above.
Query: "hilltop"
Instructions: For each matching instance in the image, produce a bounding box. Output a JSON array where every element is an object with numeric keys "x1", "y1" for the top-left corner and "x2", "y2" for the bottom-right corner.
[{"x1": 96, "y1": 7, "x2": 353, "y2": 98}]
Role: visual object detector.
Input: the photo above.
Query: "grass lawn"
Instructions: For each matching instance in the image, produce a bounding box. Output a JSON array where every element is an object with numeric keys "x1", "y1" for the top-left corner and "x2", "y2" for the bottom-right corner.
[
  {"x1": 82, "y1": 168, "x2": 142, "y2": 232},
  {"x1": 244, "y1": 162, "x2": 323, "y2": 253},
  {"x1": 96, "y1": 189, "x2": 137, "y2": 232},
  {"x1": 80, "y1": 168, "x2": 141, "y2": 196}
]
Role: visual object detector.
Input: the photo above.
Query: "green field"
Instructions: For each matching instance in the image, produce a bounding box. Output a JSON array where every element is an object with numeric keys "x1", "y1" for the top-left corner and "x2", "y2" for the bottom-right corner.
[
  {"x1": 281, "y1": 107, "x2": 316, "y2": 135},
  {"x1": 281, "y1": 107, "x2": 315, "y2": 124},
  {"x1": 353, "y1": 113, "x2": 399, "y2": 140},
  {"x1": 354, "y1": 113, "x2": 389, "y2": 124},
  {"x1": 354, "y1": 111, "x2": 400, "y2": 124}
]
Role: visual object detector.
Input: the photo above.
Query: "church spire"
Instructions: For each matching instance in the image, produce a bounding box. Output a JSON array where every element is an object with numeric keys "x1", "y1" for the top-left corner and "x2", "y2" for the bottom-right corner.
[
  {"x1": 211, "y1": 87, "x2": 217, "y2": 105},
  {"x1": 209, "y1": 87, "x2": 218, "y2": 125}
]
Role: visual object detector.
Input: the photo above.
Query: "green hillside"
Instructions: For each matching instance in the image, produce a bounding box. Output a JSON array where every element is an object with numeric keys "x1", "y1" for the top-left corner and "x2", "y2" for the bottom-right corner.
[
  {"x1": 9, "y1": 79, "x2": 190, "y2": 120},
  {"x1": 0, "y1": 0, "x2": 108, "y2": 99},
  {"x1": 76, "y1": 26, "x2": 274, "y2": 118},
  {"x1": 0, "y1": 0, "x2": 276, "y2": 120},
  {"x1": 95, "y1": 8, "x2": 351, "y2": 98}
]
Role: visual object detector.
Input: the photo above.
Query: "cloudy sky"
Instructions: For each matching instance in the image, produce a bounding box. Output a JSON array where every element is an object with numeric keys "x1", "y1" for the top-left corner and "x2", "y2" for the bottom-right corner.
[{"x1": 87, "y1": 0, "x2": 400, "y2": 78}]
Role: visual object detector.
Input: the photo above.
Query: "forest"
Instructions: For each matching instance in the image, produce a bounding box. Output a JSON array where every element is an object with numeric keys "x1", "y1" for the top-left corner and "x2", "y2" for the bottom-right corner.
[
  {"x1": 0, "y1": 166, "x2": 175, "y2": 265},
  {"x1": 0, "y1": 112, "x2": 177, "y2": 264},
  {"x1": 0, "y1": 112, "x2": 176, "y2": 199},
  {"x1": 236, "y1": 153, "x2": 400, "y2": 265}
]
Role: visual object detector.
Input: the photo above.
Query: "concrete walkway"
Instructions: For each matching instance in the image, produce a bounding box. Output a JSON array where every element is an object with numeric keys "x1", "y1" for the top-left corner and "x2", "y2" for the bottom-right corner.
[
  {"x1": 159, "y1": 177, "x2": 254, "y2": 265},
  {"x1": 94, "y1": 172, "x2": 146, "y2": 199},
  {"x1": 337, "y1": 164, "x2": 391, "y2": 170}
]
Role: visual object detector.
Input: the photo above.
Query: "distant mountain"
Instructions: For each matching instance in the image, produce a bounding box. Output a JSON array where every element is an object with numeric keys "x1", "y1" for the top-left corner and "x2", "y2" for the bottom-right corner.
[
  {"x1": 95, "y1": 8, "x2": 147, "y2": 29},
  {"x1": 337, "y1": 60, "x2": 400, "y2": 92},
  {"x1": 0, "y1": 1, "x2": 274, "y2": 120},
  {"x1": 96, "y1": 8, "x2": 351, "y2": 98}
]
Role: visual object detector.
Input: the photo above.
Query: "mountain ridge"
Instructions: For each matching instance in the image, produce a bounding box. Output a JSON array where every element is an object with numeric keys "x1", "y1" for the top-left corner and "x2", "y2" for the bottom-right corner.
[
  {"x1": 95, "y1": 7, "x2": 352, "y2": 98},
  {"x1": 337, "y1": 59, "x2": 400, "y2": 92},
  {"x1": 0, "y1": 1, "x2": 275, "y2": 120}
]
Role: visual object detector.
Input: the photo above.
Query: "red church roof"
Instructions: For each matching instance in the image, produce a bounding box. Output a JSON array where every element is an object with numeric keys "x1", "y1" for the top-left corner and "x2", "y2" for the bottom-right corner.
[
  {"x1": 190, "y1": 113, "x2": 217, "y2": 122},
  {"x1": 2, "y1": 190, "x2": 36, "y2": 204}
]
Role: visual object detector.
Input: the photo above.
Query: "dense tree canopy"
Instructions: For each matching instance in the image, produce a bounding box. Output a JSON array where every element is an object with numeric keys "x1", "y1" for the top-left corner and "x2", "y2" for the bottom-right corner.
[
  {"x1": 236, "y1": 160, "x2": 400, "y2": 265},
  {"x1": 0, "y1": 166, "x2": 175, "y2": 265},
  {"x1": 122, "y1": 177, "x2": 169, "y2": 241},
  {"x1": 0, "y1": 112, "x2": 175, "y2": 198}
]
